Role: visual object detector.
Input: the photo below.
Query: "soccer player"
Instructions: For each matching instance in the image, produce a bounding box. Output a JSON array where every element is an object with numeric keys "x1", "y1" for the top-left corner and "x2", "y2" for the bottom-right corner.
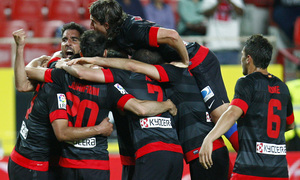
[
  {"x1": 69, "y1": 48, "x2": 235, "y2": 179},
  {"x1": 88, "y1": 0, "x2": 189, "y2": 65},
  {"x1": 24, "y1": 30, "x2": 178, "y2": 180},
  {"x1": 199, "y1": 34, "x2": 295, "y2": 179},
  {"x1": 46, "y1": 38, "x2": 184, "y2": 180}
]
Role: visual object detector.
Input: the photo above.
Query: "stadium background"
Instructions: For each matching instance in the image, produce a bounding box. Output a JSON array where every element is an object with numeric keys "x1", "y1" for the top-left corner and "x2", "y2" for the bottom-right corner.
[{"x1": 0, "y1": 0, "x2": 300, "y2": 179}]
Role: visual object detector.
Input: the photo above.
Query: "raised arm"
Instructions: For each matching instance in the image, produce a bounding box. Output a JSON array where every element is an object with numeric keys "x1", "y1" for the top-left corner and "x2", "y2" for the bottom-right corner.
[{"x1": 13, "y1": 29, "x2": 36, "y2": 92}]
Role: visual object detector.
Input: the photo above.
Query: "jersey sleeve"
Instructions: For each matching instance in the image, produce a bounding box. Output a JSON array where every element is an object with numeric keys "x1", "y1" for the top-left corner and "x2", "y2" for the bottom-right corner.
[
  {"x1": 107, "y1": 83, "x2": 135, "y2": 111},
  {"x1": 154, "y1": 64, "x2": 182, "y2": 83},
  {"x1": 102, "y1": 68, "x2": 130, "y2": 84},
  {"x1": 230, "y1": 77, "x2": 254, "y2": 116},
  {"x1": 44, "y1": 68, "x2": 66, "y2": 87},
  {"x1": 123, "y1": 16, "x2": 160, "y2": 48},
  {"x1": 46, "y1": 84, "x2": 68, "y2": 123}
]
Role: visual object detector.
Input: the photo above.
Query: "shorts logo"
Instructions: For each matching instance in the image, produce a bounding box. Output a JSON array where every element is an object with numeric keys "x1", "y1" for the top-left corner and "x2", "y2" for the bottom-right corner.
[
  {"x1": 73, "y1": 137, "x2": 96, "y2": 148},
  {"x1": 206, "y1": 112, "x2": 211, "y2": 122},
  {"x1": 140, "y1": 117, "x2": 172, "y2": 129},
  {"x1": 201, "y1": 86, "x2": 214, "y2": 102},
  {"x1": 256, "y1": 142, "x2": 286, "y2": 155},
  {"x1": 114, "y1": 83, "x2": 128, "y2": 95},
  {"x1": 20, "y1": 121, "x2": 28, "y2": 139},
  {"x1": 57, "y1": 93, "x2": 66, "y2": 109}
]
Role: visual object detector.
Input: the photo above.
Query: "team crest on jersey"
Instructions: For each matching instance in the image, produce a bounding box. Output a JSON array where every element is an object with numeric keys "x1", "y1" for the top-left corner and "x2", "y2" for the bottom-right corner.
[
  {"x1": 140, "y1": 117, "x2": 172, "y2": 129},
  {"x1": 20, "y1": 121, "x2": 28, "y2": 139},
  {"x1": 57, "y1": 93, "x2": 66, "y2": 109},
  {"x1": 72, "y1": 137, "x2": 96, "y2": 148},
  {"x1": 201, "y1": 86, "x2": 214, "y2": 102},
  {"x1": 256, "y1": 142, "x2": 286, "y2": 155},
  {"x1": 114, "y1": 83, "x2": 128, "y2": 95}
]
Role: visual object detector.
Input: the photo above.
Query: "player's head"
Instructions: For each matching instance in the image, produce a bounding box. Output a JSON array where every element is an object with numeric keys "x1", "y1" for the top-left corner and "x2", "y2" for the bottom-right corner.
[
  {"x1": 61, "y1": 22, "x2": 86, "y2": 59},
  {"x1": 80, "y1": 30, "x2": 107, "y2": 57},
  {"x1": 89, "y1": 0, "x2": 127, "y2": 40},
  {"x1": 132, "y1": 49, "x2": 165, "y2": 65},
  {"x1": 241, "y1": 34, "x2": 273, "y2": 75},
  {"x1": 243, "y1": 34, "x2": 273, "y2": 69}
]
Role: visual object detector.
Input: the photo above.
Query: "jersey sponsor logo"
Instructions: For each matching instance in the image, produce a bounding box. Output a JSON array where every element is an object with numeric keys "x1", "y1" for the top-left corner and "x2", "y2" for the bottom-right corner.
[
  {"x1": 201, "y1": 86, "x2": 214, "y2": 103},
  {"x1": 72, "y1": 137, "x2": 96, "y2": 148},
  {"x1": 20, "y1": 121, "x2": 28, "y2": 139},
  {"x1": 140, "y1": 117, "x2": 172, "y2": 129},
  {"x1": 57, "y1": 93, "x2": 66, "y2": 109},
  {"x1": 114, "y1": 83, "x2": 128, "y2": 95},
  {"x1": 256, "y1": 142, "x2": 286, "y2": 155},
  {"x1": 268, "y1": 85, "x2": 280, "y2": 94},
  {"x1": 206, "y1": 112, "x2": 212, "y2": 122}
]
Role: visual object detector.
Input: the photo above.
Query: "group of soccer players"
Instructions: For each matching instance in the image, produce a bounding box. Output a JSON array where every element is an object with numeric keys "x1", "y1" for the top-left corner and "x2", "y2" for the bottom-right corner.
[{"x1": 8, "y1": 0, "x2": 295, "y2": 180}]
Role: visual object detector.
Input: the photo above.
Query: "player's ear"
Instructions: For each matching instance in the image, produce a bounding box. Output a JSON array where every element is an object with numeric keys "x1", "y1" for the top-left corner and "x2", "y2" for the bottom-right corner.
[
  {"x1": 103, "y1": 49, "x2": 108, "y2": 57},
  {"x1": 104, "y1": 22, "x2": 109, "y2": 30}
]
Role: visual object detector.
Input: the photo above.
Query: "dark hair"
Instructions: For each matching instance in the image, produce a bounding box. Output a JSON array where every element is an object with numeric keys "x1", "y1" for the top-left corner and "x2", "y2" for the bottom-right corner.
[
  {"x1": 89, "y1": 0, "x2": 127, "y2": 40},
  {"x1": 61, "y1": 22, "x2": 86, "y2": 37},
  {"x1": 80, "y1": 30, "x2": 107, "y2": 57},
  {"x1": 244, "y1": 34, "x2": 273, "y2": 69},
  {"x1": 132, "y1": 49, "x2": 165, "y2": 64}
]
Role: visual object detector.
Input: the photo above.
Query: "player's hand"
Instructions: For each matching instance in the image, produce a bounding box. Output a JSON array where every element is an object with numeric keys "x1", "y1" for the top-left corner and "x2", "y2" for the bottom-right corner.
[
  {"x1": 67, "y1": 57, "x2": 97, "y2": 66},
  {"x1": 12, "y1": 29, "x2": 26, "y2": 47},
  {"x1": 167, "y1": 99, "x2": 177, "y2": 116},
  {"x1": 55, "y1": 58, "x2": 69, "y2": 69},
  {"x1": 97, "y1": 117, "x2": 113, "y2": 136},
  {"x1": 199, "y1": 137, "x2": 213, "y2": 169}
]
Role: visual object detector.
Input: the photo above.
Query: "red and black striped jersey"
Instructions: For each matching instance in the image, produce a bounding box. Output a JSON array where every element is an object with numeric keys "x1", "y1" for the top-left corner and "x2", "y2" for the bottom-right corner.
[
  {"x1": 12, "y1": 82, "x2": 68, "y2": 171},
  {"x1": 102, "y1": 68, "x2": 183, "y2": 159},
  {"x1": 231, "y1": 72, "x2": 294, "y2": 179},
  {"x1": 44, "y1": 68, "x2": 135, "y2": 170},
  {"x1": 153, "y1": 64, "x2": 226, "y2": 163}
]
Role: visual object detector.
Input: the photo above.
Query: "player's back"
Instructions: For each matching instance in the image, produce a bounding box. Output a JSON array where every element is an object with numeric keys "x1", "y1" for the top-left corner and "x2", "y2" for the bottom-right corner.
[{"x1": 234, "y1": 72, "x2": 292, "y2": 178}]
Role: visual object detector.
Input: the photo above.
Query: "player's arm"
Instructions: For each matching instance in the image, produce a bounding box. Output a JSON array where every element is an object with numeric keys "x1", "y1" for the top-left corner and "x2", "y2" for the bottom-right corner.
[
  {"x1": 68, "y1": 57, "x2": 161, "y2": 81},
  {"x1": 13, "y1": 29, "x2": 38, "y2": 92},
  {"x1": 52, "y1": 117, "x2": 113, "y2": 142},
  {"x1": 199, "y1": 105, "x2": 243, "y2": 169},
  {"x1": 124, "y1": 98, "x2": 177, "y2": 116},
  {"x1": 25, "y1": 66, "x2": 47, "y2": 82},
  {"x1": 156, "y1": 27, "x2": 189, "y2": 65},
  {"x1": 60, "y1": 63, "x2": 106, "y2": 83}
]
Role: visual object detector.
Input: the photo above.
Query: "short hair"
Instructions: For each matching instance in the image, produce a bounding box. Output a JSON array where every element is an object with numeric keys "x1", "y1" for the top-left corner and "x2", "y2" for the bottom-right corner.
[
  {"x1": 80, "y1": 30, "x2": 107, "y2": 57},
  {"x1": 89, "y1": 0, "x2": 127, "y2": 40},
  {"x1": 244, "y1": 34, "x2": 273, "y2": 69},
  {"x1": 61, "y1": 22, "x2": 86, "y2": 37},
  {"x1": 132, "y1": 49, "x2": 165, "y2": 65}
]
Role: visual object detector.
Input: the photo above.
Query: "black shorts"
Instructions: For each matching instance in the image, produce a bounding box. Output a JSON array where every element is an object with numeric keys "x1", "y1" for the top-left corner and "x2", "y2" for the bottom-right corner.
[
  {"x1": 122, "y1": 165, "x2": 135, "y2": 180},
  {"x1": 8, "y1": 158, "x2": 49, "y2": 180},
  {"x1": 61, "y1": 167, "x2": 109, "y2": 180},
  {"x1": 189, "y1": 146, "x2": 229, "y2": 180},
  {"x1": 189, "y1": 50, "x2": 229, "y2": 113},
  {"x1": 133, "y1": 151, "x2": 183, "y2": 180}
]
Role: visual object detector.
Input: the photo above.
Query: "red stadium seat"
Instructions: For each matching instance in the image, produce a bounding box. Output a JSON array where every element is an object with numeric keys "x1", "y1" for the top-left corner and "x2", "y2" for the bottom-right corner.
[
  {"x1": 294, "y1": 17, "x2": 300, "y2": 47},
  {"x1": 81, "y1": 0, "x2": 97, "y2": 19},
  {"x1": 47, "y1": 0, "x2": 81, "y2": 23},
  {"x1": 0, "y1": 20, "x2": 29, "y2": 67},
  {"x1": 0, "y1": 1, "x2": 7, "y2": 21},
  {"x1": 10, "y1": 0, "x2": 44, "y2": 29},
  {"x1": 33, "y1": 20, "x2": 64, "y2": 37}
]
